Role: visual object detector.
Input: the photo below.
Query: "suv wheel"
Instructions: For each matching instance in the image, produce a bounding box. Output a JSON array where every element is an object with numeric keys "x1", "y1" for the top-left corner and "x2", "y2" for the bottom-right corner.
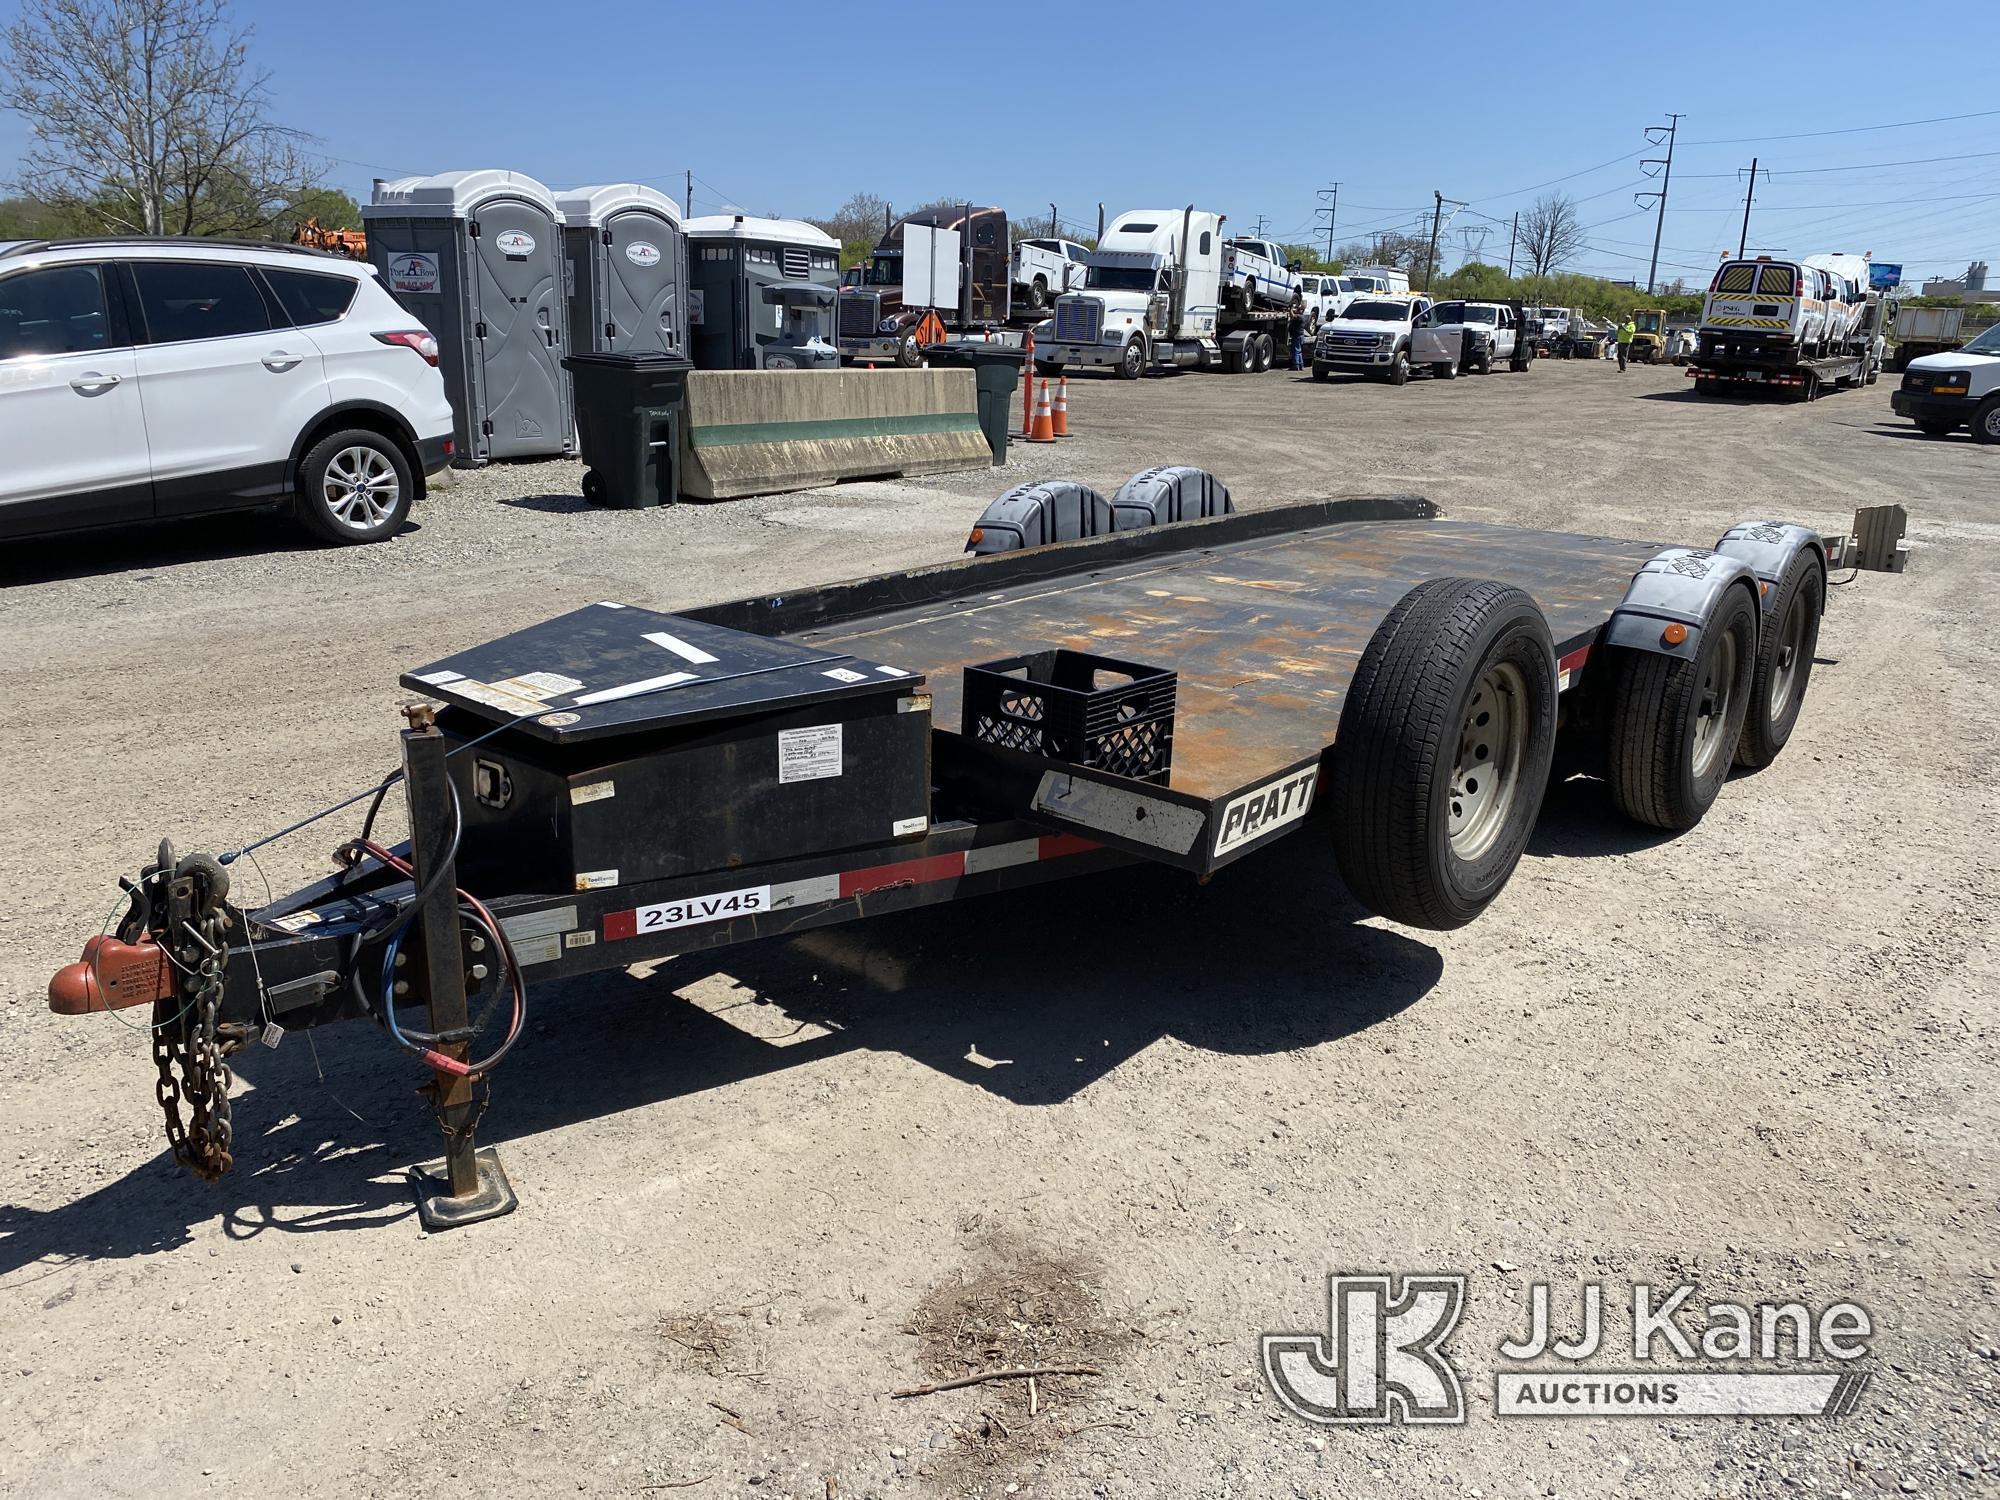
[{"x1": 298, "y1": 429, "x2": 413, "y2": 544}]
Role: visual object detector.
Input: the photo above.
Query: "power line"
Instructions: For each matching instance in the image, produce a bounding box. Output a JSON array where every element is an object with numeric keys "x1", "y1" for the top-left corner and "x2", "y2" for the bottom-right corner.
[
  {"x1": 1679, "y1": 149, "x2": 2000, "y2": 179},
  {"x1": 1683, "y1": 108, "x2": 2000, "y2": 146}
]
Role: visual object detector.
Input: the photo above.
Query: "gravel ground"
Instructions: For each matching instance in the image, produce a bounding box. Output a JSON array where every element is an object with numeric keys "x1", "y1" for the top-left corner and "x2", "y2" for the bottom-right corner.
[{"x1": 1, "y1": 359, "x2": 1995, "y2": 1500}]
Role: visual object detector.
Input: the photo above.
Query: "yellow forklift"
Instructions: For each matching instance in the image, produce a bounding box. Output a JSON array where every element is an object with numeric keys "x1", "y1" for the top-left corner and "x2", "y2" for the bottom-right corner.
[{"x1": 1630, "y1": 308, "x2": 1668, "y2": 364}]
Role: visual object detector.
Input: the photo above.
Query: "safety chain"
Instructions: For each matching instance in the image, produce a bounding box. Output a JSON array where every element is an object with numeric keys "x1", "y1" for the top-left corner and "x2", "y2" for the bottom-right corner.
[{"x1": 151, "y1": 909, "x2": 238, "y2": 1182}]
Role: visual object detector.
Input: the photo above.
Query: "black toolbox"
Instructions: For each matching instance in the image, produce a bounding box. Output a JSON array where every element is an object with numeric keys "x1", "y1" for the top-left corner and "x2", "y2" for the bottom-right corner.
[{"x1": 403, "y1": 604, "x2": 932, "y2": 894}]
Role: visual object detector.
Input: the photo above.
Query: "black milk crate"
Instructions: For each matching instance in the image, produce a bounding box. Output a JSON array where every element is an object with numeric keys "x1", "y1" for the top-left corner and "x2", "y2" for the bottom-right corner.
[{"x1": 963, "y1": 650, "x2": 1176, "y2": 783}]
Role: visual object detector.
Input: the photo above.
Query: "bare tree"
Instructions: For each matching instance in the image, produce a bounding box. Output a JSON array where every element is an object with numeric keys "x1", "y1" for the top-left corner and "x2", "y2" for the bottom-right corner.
[
  {"x1": 1, "y1": 0, "x2": 326, "y2": 236},
  {"x1": 1518, "y1": 193, "x2": 1588, "y2": 278}
]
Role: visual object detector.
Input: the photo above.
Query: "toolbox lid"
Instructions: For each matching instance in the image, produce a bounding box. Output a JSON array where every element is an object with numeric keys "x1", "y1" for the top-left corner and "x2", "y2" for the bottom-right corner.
[{"x1": 403, "y1": 604, "x2": 925, "y2": 745}]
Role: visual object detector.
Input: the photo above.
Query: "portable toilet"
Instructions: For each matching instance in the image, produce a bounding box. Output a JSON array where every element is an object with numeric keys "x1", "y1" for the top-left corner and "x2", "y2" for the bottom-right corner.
[
  {"x1": 555, "y1": 183, "x2": 687, "y2": 357},
  {"x1": 364, "y1": 169, "x2": 572, "y2": 463},
  {"x1": 685, "y1": 214, "x2": 842, "y2": 370}
]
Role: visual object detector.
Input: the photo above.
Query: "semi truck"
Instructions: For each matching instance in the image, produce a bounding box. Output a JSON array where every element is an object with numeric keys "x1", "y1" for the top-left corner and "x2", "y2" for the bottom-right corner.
[
  {"x1": 837, "y1": 204, "x2": 1010, "y2": 366},
  {"x1": 1034, "y1": 207, "x2": 1302, "y2": 378},
  {"x1": 1689, "y1": 254, "x2": 1890, "y2": 398}
]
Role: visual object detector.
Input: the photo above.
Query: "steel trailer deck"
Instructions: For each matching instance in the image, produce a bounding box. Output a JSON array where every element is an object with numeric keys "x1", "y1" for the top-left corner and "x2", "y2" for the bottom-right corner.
[{"x1": 52, "y1": 491, "x2": 1869, "y2": 1222}]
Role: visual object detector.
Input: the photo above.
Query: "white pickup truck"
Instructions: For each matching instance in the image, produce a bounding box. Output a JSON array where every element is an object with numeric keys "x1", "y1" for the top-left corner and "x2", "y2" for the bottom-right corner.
[
  {"x1": 1013, "y1": 236, "x2": 1090, "y2": 315},
  {"x1": 1413, "y1": 300, "x2": 1521, "y2": 375},
  {"x1": 1221, "y1": 236, "x2": 1302, "y2": 310},
  {"x1": 1311, "y1": 293, "x2": 1434, "y2": 384},
  {"x1": 1890, "y1": 322, "x2": 2000, "y2": 442}
]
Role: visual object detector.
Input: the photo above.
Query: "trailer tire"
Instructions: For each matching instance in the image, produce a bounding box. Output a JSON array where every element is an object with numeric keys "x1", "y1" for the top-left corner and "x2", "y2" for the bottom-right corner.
[
  {"x1": 1385, "y1": 348, "x2": 1410, "y2": 386},
  {"x1": 1252, "y1": 334, "x2": 1274, "y2": 372},
  {"x1": 1329, "y1": 578, "x2": 1558, "y2": 931},
  {"x1": 1117, "y1": 335, "x2": 1145, "y2": 380},
  {"x1": 1605, "y1": 584, "x2": 1759, "y2": 830},
  {"x1": 1973, "y1": 395, "x2": 2000, "y2": 445},
  {"x1": 1734, "y1": 550, "x2": 1823, "y2": 769}
]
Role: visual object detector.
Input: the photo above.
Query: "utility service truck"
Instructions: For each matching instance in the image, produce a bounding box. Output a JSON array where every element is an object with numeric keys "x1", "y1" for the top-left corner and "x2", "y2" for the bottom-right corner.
[
  {"x1": 838, "y1": 204, "x2": 1010, "y2": 366},
  {"x1": 1690, "y1": 254, "x2": 1890, "y2": 398},
  {"x1": 1013, "y1": 236, "x2": 1090, "y2": 314},
  {"x1": 1036, "y1": 208, "x2": 1303, "y2": 378}
]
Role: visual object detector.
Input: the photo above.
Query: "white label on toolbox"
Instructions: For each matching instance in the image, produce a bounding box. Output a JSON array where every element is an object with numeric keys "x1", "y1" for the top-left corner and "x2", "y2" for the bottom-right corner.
[
  {"x1": 495, "y1": 670, "x2": 584, "y2": 699},
  {"x1": 778, "y1": 724, "x2": 842, "y2": 783},
  {"x1": 266, "y1": 910, "x2": 323, "y2": 933},
  {"x1": 643, "y1": 631, "x2": 719, "y2": 665},
  {"x1": 633, "y1": 884, "x2": 770, "y2": 933},
  {"x1": 875, "y1": 664, "x2": 909, "y2": 677},
  {"x1": 414, "y1": 668, "x2": 465, "y2": 686},
  {"x1": 500, "y1": 906, "x2": 578, "y2": 943},
  {"x1": 892, "y1": 815, "x2": 929, "y2": 837},
  {"x1": 1212, "y1": 765, "x2": 1319, "y2": 856},
  {"x1": 822, "y1": 667, "x2": 868, "y2": 683},
  {"x1": 565, "y1": 930, "x2": 596, "y2": 949},
  {"x1": 570, "y1": 779, "x2": 616, "y2": 806},
  {"x1": 452, "y1": 678, "x2": 553, "y2": 715},
  {"x1": 576, "y1": 868, "x2": 620, "y2": 891}
]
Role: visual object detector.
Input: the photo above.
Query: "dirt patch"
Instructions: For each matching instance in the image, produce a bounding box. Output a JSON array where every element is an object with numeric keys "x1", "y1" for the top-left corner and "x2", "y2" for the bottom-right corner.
[{"x1": 899, "y1": 1225, "x2": 1135, "y2": 1490}]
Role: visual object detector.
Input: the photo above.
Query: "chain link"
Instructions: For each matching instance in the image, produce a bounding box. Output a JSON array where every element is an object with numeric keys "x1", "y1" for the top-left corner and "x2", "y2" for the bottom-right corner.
[{"x1": 151, "y1": 909, "x2": 236, "y2": 1182}]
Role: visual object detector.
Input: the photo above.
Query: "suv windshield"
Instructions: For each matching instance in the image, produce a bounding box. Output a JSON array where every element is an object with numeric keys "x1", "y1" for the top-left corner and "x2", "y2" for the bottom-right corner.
[
  {"x1": 1085, "y1": 264, "x2": 1158, "y2": 292},
  {"x1": 1340, "y1": 300, "x2": 1411, "y2": 321}
]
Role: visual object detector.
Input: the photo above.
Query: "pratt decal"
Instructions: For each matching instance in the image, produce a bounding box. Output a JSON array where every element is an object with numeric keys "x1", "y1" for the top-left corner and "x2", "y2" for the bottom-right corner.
[{"x1": 1212, "y1": 765, "x2": 1319, "y2": 856}]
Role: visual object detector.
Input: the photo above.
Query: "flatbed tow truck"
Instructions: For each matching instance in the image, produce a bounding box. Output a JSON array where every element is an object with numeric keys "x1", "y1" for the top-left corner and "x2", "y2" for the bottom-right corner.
[{"x1": 45, "y1": 476, "x2": 1904, "y2": 1228}]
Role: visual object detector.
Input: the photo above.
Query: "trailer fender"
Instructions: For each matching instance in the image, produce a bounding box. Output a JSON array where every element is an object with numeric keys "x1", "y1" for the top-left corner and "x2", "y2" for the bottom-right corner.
[
  {"x1": 965, "y1": 480, "x2": 1113, "y2": 555},
  {"x1": 1604, "y1": 547, "x2": 1761, "y2": 663},
  {"x1": 1109, "y1": 466, "x2": 1234, "y2": 531},
  {"x1": 1713, "y1": 520, "x2": 1827, "y2": 613}
]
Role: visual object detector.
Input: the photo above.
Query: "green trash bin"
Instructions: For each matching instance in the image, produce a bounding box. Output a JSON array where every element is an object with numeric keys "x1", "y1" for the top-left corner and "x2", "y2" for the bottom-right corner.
[
  {"x1": 561, "y1": 351, "x2": 695, "y2": 507},
  {"x1": 926, "y1": 340, "x2": 1027, "y2": 466}
]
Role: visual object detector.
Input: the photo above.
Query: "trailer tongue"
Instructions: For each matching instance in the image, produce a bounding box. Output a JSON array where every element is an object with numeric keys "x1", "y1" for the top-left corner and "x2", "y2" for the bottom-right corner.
[{"x1": 46, "y1": 486, "x2": 1900, "y2": 1228}]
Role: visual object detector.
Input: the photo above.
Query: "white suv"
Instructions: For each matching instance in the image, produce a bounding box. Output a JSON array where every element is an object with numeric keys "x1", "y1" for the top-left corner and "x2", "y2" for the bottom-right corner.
[{"x1": 0, "y1": 237, "x2": 455, "y2": 546}]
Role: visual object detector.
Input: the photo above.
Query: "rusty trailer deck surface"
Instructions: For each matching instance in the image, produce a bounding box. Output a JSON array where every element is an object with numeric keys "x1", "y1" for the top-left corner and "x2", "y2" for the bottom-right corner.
[{"x1": 784, "y1": 515, "x2": 1660, "y2": 803}]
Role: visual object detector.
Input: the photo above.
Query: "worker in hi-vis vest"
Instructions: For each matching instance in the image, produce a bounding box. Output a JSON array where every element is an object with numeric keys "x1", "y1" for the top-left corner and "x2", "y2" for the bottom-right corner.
[{"x1": 1615, "y1": 316, "x2": 1636, "y2": 373}]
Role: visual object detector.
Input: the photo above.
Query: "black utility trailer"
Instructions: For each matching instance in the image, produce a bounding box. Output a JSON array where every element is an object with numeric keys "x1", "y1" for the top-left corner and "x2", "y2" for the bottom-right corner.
[{"x1": 50, "y1": 487, "x2": 1890, "y2": 1227}]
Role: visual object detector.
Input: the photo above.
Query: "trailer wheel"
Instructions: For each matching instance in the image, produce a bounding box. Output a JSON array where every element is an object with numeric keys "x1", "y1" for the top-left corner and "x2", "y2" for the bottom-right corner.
[
  {"x1": 1734, "y1": 551, "x2": 1824, "y2": 769},
  {"x1": 1117, "y1": 335, "x2": 1145, "y2": 380},
  {"x1": 1605, "y1": 584, "x2": 1758, "y2": 830},
  {"x1": 1329, "y1": 578, "x2": 1558, "y2": 930},
  {"x1": 1973, "y1": 395, "x2": 2000, "y2": 445},
  {"x1": 1252, "y1": 334, "x2": 1274, "y2": 373},
  {"x1": 1385, "y1": 348, "x2": 1410, "y2": 386}
]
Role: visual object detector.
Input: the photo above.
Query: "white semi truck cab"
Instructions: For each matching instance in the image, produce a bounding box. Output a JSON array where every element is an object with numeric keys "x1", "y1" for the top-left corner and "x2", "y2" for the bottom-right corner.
[{"x1": 1035, "y1": 207, "x2": 1297, "y2": 378}]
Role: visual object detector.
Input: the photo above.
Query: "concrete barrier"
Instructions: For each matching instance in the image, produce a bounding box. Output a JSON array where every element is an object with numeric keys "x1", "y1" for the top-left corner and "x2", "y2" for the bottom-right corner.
[{"x1": 679, "y1": 368, "x2": 992, "y2": 500}]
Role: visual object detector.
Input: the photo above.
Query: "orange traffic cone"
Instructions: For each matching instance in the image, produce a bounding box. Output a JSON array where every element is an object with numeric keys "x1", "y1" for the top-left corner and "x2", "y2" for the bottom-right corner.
[
  {"x1": 1051, "y1": 376, "x2": 1070, "y2": 437},
  {"x1": 1026, "y1": 381, "x2": 1056, "y2": 443}
]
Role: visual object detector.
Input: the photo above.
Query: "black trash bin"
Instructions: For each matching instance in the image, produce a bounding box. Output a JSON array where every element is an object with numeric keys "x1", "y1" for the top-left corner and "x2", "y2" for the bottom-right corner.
[
  {"x1": 926, "y1": 340, "x2": 1026, "y2": 465},
  {"x1": 562, "y1": 351, "x2": 695, "y2": 507}
]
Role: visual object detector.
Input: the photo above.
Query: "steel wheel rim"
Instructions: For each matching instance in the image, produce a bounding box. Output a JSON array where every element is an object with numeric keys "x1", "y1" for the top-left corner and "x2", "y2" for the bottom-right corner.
[
  {"x1": 1769, "y1": 593, "x2": 1808, "y2": 719},
  {"x1": 1449, "y1": 661, "x2": 1527, "y2": 862},
  {"x1": 1692, "y1": 629, "x2": 1742, "y2": 780},
  {"x1": 1984, "y1": 405, "x2": 2000, "y2": 439},
  {"x1": 323, "y1": 446, "x2": 399, "y2": 531}
]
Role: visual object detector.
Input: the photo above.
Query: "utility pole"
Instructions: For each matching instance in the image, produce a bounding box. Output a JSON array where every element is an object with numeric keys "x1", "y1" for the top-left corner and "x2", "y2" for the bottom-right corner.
[
  {"x1": 684, "y1": 169, "x2": 693, "y2": 220},
  {"x1": 1049, "y1": 204, "x2": 1059, "y2": 237},
  {"x1": 1507, "y1": 211, "x2": 1519, "y2": 278},
  {"x1": 1737, "y1": 158, "x2": 1759, "y2": 259},
  {"x1": 1315, "y1": 182, "x2": 1340, "y2": 266},
  {"x1": 1252, "y1": 213, "x2": 1270, "y2": 239},
  {"x1": 1636, "y1": 112, "x2": 1683, "y2": 295},
  {"x1": 1425, "y1": 192, "x2": 1444, "y2": 291}
]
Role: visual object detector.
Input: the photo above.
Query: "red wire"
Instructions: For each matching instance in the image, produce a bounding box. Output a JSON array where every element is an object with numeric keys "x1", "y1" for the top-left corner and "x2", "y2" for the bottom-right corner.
[{"x1": 356, "y1": 839, "x2": 525, "y2": 1078}]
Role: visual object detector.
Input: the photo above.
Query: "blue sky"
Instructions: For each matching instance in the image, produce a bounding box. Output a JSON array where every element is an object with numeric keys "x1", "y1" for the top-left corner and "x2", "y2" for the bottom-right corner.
[{"x1": 3, "y1": 0, "x2": 1995, "y2": 288}]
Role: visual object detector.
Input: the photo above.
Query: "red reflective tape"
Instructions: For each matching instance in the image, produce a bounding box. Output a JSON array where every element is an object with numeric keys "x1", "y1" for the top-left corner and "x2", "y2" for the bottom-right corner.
[
  {"x1": 1037, "y1": 833, "x2": 1100, "y2": 860},
  {"x1": 839, "y1": 851, "x2": 966, "y2": 898},
  {"x1": 1558, "y1": 646, "x2": 1591, "y2": 674},
  {"x1": 604, "y1": 909, "x2": 638, "y2": 941}
]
